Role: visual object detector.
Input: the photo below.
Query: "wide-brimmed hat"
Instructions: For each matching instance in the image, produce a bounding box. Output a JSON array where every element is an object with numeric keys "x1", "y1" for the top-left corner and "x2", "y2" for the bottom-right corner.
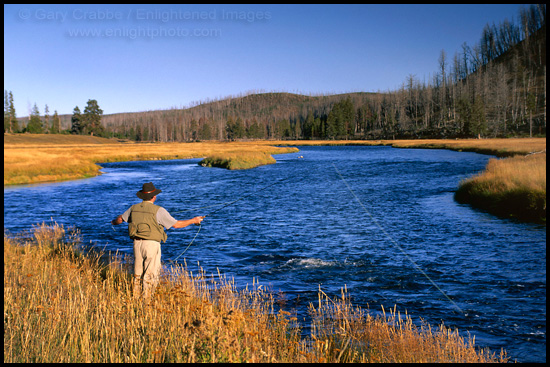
[{"x1": 137, "y1": 182, "x2": 162, "y2": 200}]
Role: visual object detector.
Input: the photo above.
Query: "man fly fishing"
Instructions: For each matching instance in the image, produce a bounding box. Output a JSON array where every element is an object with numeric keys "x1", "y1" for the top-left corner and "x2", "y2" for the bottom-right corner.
[{"x1": 111, "y1": 182, "x2": 204, "y2": 301}]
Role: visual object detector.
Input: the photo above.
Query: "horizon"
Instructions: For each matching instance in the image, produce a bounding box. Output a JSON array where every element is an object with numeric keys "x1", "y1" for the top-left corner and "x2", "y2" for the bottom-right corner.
[
  {"x1": 13, "y1": 90, "x2": 382, "y2": 119},
  {"x1": 5, "y1": 4, "x2": 526, "y2": 117}
]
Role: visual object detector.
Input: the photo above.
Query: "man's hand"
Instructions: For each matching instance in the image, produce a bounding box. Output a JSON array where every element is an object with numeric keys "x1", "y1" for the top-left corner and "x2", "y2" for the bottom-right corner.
[
  {"x1": 112, "y1": 215, "x2": 123, "y2": 225},
  {"x1": 194, "y1": 216, "x2": 205, "y2": 225}
]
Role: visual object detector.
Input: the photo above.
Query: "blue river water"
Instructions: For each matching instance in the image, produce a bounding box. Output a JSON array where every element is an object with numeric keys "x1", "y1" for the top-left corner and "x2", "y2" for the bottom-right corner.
[{"x1": 4, "y1": 146, "x2": 546, "y2": 362}]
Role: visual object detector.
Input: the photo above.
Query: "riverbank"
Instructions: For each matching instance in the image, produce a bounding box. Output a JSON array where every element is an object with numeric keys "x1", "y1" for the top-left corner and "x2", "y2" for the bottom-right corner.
[
  {"x1": 4, "y1": 134, "x2": 545, "y2": 223},
  {"x1": 260, "y1": 137, "x2": 546, "y2": 157},
  {"x1": 4, "y1": 222, "x2": 508, "y2": 363}
]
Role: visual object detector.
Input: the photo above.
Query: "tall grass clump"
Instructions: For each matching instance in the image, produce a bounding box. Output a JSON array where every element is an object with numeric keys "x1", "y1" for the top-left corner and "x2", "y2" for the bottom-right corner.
[
  {"x1": 5, "y1": 223, "x2": 509, "y2": 363},
  {"x1": 200, "y1": 152, "x2": 276, "y2": 170},
  {"x1": 455, "y1": 152, "x2": 546, "y2": 223},
  {"x1": 4, "y1": 222, "x2": 302, "y2": 363},
  {"x1": 308, "y1": 288, "x2": 508, "y2": 363}
]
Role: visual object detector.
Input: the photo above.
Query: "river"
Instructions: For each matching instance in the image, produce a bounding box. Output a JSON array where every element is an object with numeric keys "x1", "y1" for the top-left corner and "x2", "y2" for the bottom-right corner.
[{"x1": 4, "y1": 145, "x2": 546, "y2": 362}]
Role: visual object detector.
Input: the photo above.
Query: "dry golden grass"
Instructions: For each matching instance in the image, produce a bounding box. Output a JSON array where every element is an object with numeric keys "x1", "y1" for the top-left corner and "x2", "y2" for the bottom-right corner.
[
  {"x1": 4, "y1": 135, "x2": 298, "y2": 185},
  {"x1": 309, "y1": 288, "x2": 508, "y2": 363},
  {"x1": 200, "y1": 152, "x2": 277, "y2": 170},
  {"x1": 387, "y1": 138, "x2": 546, "y2": 157},
  {"x1": 455, "y1": 152, "x2": 546, "y2": 222},
  {"x1": 468, "y1": 153, "x2": 546, "y2": 193},
  {"x1": 266, "y1": 137, "x2": 546, "y2": 157},
  {"x1": 4, "y1": 222, "x2": 508, "y2": 363},
  {"x1": 3, "y1": 223, "x2": 302, "y2": 363}
]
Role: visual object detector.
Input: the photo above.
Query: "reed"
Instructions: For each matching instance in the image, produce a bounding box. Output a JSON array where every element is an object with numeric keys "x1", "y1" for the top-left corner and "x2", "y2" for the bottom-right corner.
[
  {"x1": 309, "y1": 295, "x2": 509, "y2": 363},
  {"x1": 4, "y1": 222, "x2": 508, "y2": 363}
]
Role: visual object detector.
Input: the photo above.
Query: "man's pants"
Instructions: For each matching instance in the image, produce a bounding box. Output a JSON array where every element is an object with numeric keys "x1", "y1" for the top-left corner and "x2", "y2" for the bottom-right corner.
[{"x1": 133, "y1": 239, "x2": 161, "y2": 300}]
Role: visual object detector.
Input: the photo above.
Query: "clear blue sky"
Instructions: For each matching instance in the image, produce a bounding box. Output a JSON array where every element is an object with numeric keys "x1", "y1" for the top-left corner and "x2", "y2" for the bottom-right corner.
[{"x1": 4, "y1": 4, "x2": 525, "y2": 117}]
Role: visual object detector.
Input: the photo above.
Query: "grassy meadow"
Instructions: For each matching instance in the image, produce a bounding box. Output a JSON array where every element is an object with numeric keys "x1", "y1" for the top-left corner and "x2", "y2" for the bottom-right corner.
[
  {"x1": 4, "y1": 222, "x2": 509, "y2": 363},
  {"x1": 3, "y1": 134, "x2": 298, "y2": 185}
]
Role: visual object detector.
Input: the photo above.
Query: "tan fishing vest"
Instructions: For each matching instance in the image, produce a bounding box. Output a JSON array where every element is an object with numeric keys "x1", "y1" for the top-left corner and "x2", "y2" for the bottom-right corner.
[{"x1": 128, "y1": 202, "x2": 167, "y2": 243}]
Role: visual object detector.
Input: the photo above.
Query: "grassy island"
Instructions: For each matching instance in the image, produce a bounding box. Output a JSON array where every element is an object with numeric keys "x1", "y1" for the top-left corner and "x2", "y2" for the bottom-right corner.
[
  {"x1": 199, "y1": 151, "x2": 278, "y2": 170},
  {"x1": 4, "y1": 223, "x2": 508, "y2": 363},
  {"x1": 454, "y1": 152, "x2": 546, "y2": 223}
]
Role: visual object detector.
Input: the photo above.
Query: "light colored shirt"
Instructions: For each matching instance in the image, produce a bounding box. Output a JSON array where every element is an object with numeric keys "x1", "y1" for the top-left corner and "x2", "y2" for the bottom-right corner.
[{"x1": 121, "y1": 201, "x2": 178, "y2": 229}]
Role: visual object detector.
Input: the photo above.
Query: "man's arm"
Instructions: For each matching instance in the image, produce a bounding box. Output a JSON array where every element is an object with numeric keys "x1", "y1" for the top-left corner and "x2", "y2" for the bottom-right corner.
[{"x1": 171, "y1": 216, "x2": 204, "y2": 229}]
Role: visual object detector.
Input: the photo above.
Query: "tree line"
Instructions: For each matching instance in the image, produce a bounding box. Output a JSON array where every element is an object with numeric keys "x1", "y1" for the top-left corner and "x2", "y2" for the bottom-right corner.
[
  {"x1": 6, "y1": 4, "x2": 545, "y2": 141},
  {"x1": 101, "y1": 4, "x2": 548, "y2": 141},
  {"x1": 4, "y1": 97, "x2": 104, "y2": 136}
]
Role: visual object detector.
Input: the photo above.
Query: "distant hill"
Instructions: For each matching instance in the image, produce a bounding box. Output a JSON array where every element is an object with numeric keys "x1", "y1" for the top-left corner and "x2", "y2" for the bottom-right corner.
[
  {"x1": 16, "y1": 91, "x2": 379, "y2": 133},
  {"x1": 100, "y1": 91, "x2": 384, "y2": 141}
]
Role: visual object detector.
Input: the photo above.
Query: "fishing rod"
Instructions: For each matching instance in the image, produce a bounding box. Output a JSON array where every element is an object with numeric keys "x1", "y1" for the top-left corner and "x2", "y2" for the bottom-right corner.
[
  {"x1": 331, "y1": 163, "x2": 467, "y2": 317},
  {"x1": 172, "y1": 176, "x2": 289, "y2": 262}
]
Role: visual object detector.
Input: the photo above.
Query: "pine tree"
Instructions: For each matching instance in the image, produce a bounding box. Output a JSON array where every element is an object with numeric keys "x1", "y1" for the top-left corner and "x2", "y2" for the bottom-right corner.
[
  {"x1": 326, "y1": 104, "x2": 342, "y2": 139},
  {"x1": 303, "y1": 112, "x2": 315, "y2": 139},
  {"x1": 71, "y1": 106, "x2": 82, "y2": 134},
  {"x1": 471, "y1": 96, "x2": 487, "y2": 138},
  {"x1": 4, "y1": 90, "x2": 9, "y2": 133},
  {"x1": 43, "y1": 104, "x2": 50, "y2": 133},
  {"x1": 199, "y1": 119, "x2": 213, "y2": 140},
  {"x1": 9, "y1": 92, "x2": 18, "y2": 133},
  {"x1": 225, "y1": 116, "x2": 245, "y2": 140},
  {"x1": 327, "y1": 97, "x2": 354, "y2": 139},
  {"x1": 26, "y1": 103, "x2": 43, "y2": 133},
  {"x1": 51, "y1": 110, "x2": 61, "y2": 134},
  {"x1": 82, "y1": 99, "x2": 104, "y2": 136}
]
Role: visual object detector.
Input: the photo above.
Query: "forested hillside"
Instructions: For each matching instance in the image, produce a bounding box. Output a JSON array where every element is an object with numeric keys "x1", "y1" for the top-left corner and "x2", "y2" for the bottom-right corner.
[{"x1": 8, "y1": 4, "x2": 545, "y2": 141}]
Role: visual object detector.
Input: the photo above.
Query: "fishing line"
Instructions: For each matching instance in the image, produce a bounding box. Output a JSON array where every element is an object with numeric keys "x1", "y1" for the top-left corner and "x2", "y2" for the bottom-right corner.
[
  {"x1": 172, "y1": 223, "x2": 201, "y2": 262},
  {"x1": 172, "y1": 176, "x2": 290, "y2": 262},
  {"x1": 332, "y1": 163, "x2": 466, "y2": 316}
]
